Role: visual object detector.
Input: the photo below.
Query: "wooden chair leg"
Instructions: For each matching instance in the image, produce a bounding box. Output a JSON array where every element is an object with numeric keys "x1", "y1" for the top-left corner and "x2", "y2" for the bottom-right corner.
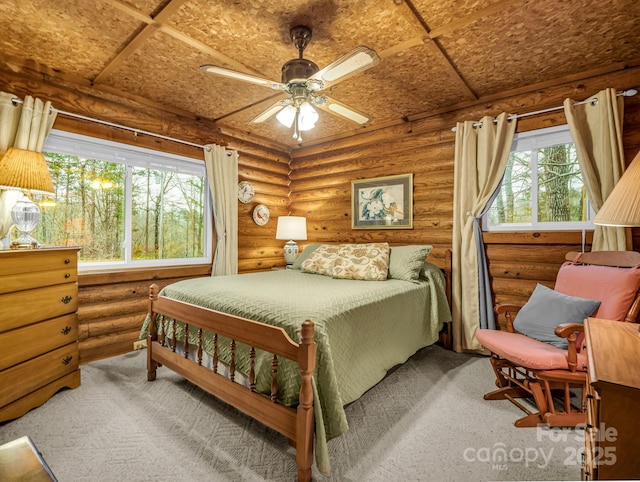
[
  {"x1": 529, "y1": 380, "x2": 548, "y2": 415},
  {"x1": 514, "y1": 412, "x2": 544, "y2": 427},
  {"x1": 484, "y1": 385, "x2": 530, "y2": 401},
  {"x1": 488, "y1": 355, "x2": 510, "y2": 388}
]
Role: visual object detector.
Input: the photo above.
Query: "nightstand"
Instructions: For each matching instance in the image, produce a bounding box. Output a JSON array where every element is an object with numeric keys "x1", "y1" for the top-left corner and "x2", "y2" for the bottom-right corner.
[{"x1": 582, "y1": 317, "x2": 640, "y2": 480}]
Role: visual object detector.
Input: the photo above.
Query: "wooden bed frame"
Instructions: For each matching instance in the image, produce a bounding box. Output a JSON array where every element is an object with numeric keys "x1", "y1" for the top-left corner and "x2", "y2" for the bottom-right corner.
[
  {"x1": 145, "y1": 249, "x2": 452, "y2": 481},
  {"x1": 146, "y1": 284, "x2": 317, "y2": 481}
]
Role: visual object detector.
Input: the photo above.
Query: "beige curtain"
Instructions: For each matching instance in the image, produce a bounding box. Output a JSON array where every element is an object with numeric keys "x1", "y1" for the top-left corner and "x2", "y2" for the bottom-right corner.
[
  {"x1": 564, "y1": 88, "x2": 627, "y2": 250},
  {"x1": 204, "y1": 144, "x2": 238, "y2": 276},
  {"x1": 452, "y1": 112, "x2": 516, "y2": 352},
  {"x1": 0, "y1": 92, "x2": 57, "y2": 239}
]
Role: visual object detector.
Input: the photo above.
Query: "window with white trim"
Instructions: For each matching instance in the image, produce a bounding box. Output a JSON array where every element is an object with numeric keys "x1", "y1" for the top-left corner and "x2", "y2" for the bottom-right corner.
[
  {"x1": 35, "y1": 129, "x2": 212, "y2": 270},
  {"x1": 483, "y1": 125, "x2": 595, "y2": 232}
]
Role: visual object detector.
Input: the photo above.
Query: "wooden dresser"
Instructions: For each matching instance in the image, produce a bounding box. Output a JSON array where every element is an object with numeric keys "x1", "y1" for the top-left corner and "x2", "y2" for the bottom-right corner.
[
  {"x1": 582, "y1": 317, "x2": 640, "y2": 480},
  {"x1": 0, "y1": 247, "x2": 81, "y2": 423}
]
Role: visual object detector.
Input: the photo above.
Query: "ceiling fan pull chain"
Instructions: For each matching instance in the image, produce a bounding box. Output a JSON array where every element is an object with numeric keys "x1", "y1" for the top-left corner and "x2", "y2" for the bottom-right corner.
[{"x1": 293, "y1": 109, "x2": 302, "y2": 143}]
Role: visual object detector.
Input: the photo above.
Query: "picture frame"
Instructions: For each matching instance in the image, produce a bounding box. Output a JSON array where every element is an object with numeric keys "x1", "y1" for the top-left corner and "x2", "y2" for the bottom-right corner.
[{"x1": 351, "y1": 173, "x2": 413, "y2": 229}]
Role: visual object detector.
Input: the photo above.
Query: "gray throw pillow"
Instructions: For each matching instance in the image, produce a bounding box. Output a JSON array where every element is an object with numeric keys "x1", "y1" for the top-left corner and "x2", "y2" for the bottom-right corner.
[
  {"x1": 388, "y1": 245, "x2": 433, "y2": 283},
  {"x1": 513, "y1": 283, "x2": 601, "y2": 349},
  {"x1": 291, "y1": 243, "x2": 321, "y2": 270}
]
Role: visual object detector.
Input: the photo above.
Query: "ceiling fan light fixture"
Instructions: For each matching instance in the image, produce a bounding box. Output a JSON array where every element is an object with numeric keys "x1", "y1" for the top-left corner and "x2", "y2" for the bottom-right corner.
[
  {"x1": 200, "y1": 27, "x2": 380, "y2": 144},
  {"x1": 298, "y1": 102, "x2": 318, "y2": 131},
  {"x1": 276, "y1": 105, "x2": 297, "y2": 128}
]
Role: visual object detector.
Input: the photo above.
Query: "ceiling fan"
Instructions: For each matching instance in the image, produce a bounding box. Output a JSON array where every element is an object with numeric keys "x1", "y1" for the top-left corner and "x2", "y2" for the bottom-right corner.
[{"x1": 200, "y1": 25, "x2": 380, "y2": 143}]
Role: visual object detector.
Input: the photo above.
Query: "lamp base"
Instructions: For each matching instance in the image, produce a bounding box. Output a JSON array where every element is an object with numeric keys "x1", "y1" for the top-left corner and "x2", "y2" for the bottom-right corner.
[
  {"x1": 10, "y1": 233, "x2": 40, "y2": 250},
  {"x1": 283, "y1": 240, "x2": 299, "y2": 265},
  {"x1": 10, "y1": 193, "x2": 42, "y2": 250}
]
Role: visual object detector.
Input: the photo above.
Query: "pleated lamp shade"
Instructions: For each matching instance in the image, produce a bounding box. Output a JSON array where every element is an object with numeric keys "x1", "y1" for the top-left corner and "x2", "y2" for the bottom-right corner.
[
  {"x1": 0, "y1": 147, "x2": 54, "y2": 194},
  {"x1": 593, "y1": 151, "x2": 640, "y2": 227}
]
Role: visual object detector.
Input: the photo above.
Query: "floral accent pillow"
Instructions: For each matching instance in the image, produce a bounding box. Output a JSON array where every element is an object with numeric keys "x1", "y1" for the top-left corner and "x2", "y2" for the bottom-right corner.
[
  {"x1": 300, "y1": 244, "x2": 341, "y2": 276},
  {"x1": 332, "y1": 243, "x2": 390, "y2": 281}
]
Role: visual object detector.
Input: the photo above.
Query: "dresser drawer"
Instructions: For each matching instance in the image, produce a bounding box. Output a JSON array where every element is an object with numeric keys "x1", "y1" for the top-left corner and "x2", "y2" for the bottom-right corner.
[
  {"x1": 0, "y1": 267, "x2": 77, "y2": 295},
  {"x1": 0, "y1": 314, "x2": 78, "y2": 371},
  {"x1": 0, "y1": 283, "x2": 78, "y2": 332},
  {"x1": 0, "y1": 343, "x2": 78, "y2": 408},
  {"x1": 0, "y1": 248, "x2": 77, "y2": 278}
]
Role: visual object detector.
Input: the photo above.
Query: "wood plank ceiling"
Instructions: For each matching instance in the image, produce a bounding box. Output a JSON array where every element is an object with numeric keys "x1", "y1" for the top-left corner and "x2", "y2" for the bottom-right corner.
[{"x1": 1, "y1": 0, "x2": 639, "y2": 151}]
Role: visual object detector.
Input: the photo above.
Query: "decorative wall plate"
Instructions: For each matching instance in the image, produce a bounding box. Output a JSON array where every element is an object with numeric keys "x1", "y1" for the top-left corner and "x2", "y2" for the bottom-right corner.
[
  {"x1": 238, "y1": 181, "x2": 255, "y2": 204},
  {"x1": 252, "y1": 204, "x2": 270, "y2": 226}
]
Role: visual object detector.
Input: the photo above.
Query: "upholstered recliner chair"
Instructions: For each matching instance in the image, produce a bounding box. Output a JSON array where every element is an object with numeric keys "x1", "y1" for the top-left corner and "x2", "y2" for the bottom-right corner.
[{"x1": 476, "y1": 251, "x2": 640, "y2": 428}]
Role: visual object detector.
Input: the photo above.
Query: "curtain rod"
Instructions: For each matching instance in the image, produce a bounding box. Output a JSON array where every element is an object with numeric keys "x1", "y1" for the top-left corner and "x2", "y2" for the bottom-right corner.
[
  {"x1": 450, "y1": 88, "x2": 638, "y2": 132},
  {"x1": 10, "y1": 97, "x2": 214, "y2": 151}
]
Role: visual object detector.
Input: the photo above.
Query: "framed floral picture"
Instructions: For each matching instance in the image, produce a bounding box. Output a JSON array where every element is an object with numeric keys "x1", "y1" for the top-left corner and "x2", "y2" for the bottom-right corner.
[{"x1": 351, "y1": 173, "x2": 413, "y2": 229}]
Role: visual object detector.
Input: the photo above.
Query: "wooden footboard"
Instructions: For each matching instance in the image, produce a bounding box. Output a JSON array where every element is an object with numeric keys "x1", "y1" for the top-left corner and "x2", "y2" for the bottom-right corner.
[{"x1": 146, "y1": 284, "x2": 316, "y2": 482}]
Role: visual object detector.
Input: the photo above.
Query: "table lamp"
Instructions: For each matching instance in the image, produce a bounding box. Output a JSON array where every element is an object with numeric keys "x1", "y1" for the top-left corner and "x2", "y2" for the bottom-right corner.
[
  {"x1": 0, "y1": 147, "x2": 55, "y2": 249},
  {"x1": 593, "y1": 150, "x2": 640, "y2": 228},
  {"x1": 276, "y1": 216, "x2": 307, "y2": 265}
]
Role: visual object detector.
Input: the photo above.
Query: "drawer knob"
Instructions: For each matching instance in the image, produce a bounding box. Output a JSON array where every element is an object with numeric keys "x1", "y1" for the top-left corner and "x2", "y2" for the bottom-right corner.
[
  {"x1": 61, "y1": 295, "x2": 73, "y2": 304},
  {"x1": 64, "y1": 273, "x2": 71, "y2": 279},
  {"x1": 61, "y1": 326, "x2": 72, "y2": 335},
  {"x1": 62, "y1": 355, "x2": 73, "y2": 365},
  {"x1": 64, "y1": 258, "x2": 70, "y2": 264}
]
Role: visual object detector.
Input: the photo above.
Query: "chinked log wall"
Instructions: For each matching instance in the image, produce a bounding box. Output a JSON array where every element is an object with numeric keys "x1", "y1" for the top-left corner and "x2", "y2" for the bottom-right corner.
[{"x1": 1, "y1": 64, "x2": 639, "y2": 361}]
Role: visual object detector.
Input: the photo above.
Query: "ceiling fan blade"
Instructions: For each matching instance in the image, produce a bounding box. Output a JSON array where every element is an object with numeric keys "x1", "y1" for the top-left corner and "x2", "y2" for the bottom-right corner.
[
  {"x1": 200, "y1": 65, "x2": 287, "y2": 91},
  {"x1": 310, "y1": 46, "x2": 380, "y2": 89},
  {"x1": 315, "y1": 96, "x2": 372, "y2": 125},
  {"x1": 250, "y1": 100, "x2": 287, "y2": 124}
]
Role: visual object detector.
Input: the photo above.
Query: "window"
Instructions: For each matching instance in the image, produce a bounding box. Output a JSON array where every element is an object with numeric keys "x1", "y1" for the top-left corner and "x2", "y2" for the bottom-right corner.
[
  {"x1": 35, "y1": 129, "x2": 212, "y2": 270},
  {"x1": 484, "y1": 125, "x2": 595, "y2": 231}
]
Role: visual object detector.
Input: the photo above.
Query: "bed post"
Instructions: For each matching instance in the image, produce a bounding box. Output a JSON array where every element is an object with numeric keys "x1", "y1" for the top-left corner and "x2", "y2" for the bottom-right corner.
[
  {"x1": 296, "y1": 320, "x2": 315, "y2": 482},
  {"x1": 147, "y1": 284, "x2": 160, "y2": 382}
]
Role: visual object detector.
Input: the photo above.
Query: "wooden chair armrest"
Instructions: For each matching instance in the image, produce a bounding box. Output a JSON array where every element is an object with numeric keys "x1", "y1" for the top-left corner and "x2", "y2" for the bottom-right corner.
[
  {"x1": 494, "y1": 304, "x2": 523, "y2": 333},
  {"x1": 554, "y1": 323, "x2": 585, "y2": 338},
  {"x1": 554, "y1": 323, "x2": 585, "y2": 372},
  {"x1": 494, "y1": 303, "x2": 522, "y2": 315}
]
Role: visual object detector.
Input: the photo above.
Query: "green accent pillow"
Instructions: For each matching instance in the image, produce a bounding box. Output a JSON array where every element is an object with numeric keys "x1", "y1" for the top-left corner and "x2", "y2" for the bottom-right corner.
[
  {"x1": 291, "y1": 243, "x2": 321, "y2": 270},
  {"x1": 513, "y1": 284, "x2": 601, "y2": 349},
  {"x1": 388, "y1": 245, "x2": 433, "y2": 283}
]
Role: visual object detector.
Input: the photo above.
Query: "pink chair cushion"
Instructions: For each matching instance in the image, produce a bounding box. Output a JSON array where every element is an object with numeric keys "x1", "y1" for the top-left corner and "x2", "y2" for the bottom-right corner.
[
  {"x1": 555, "y1": 263, "x2": 640, "y2": 321},
  {"x1": 476, "y1": 328, "x2": 588, "y2": 371}
]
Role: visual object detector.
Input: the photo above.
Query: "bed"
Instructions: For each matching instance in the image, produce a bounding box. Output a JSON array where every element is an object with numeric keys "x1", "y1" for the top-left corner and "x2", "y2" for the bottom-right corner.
[{"x1": 140, "y1": 243, "x2": 452, "y2": 481}]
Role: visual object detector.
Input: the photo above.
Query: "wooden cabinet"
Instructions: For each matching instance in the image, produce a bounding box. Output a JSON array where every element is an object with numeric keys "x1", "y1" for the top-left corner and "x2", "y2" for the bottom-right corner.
[
  {"x1": 0, "y1": 247, "x2": 81, "y2": 423},
  {"x1": 582, "y1": 317, "x2": 640, "y2": 480}
]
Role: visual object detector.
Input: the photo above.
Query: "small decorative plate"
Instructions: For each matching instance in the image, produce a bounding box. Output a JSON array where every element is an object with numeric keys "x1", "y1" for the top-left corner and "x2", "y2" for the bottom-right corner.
[
  {"x1": 238, "y1": 181, "x2": 255, "y2": 204},
  {"x1": 252, "y1": 204, "x2": 270, "y2": 226}
]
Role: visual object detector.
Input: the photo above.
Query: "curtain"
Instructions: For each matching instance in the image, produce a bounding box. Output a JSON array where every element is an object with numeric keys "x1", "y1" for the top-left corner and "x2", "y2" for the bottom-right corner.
[
  {"x1": 204, "y1": 144, "x2": 238, "y2": 276},
  {"x1": 0, "y1": 92, "x2": 57, "y2": 240},
  {"x1": 452, "y1": 112, "x2": 517, "y2": 352},
  {"x1": 564, "y1": 88, "x2": 627, "y2": 250}
]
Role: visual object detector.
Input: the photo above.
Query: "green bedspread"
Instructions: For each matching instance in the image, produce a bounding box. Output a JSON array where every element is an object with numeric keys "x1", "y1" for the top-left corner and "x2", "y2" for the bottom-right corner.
[{"x1": 140, "y1": 263, "x2": 450, "y2": 475}]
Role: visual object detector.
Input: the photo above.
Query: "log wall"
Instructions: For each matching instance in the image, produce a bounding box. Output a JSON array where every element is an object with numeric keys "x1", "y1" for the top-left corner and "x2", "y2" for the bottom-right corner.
[
  {"x1": 1, "y1": 62, "x2": 639, "y2": 361},
  {"x1": 290, "y1": 67, "x2": 640, "y2": 332},
  {"x1": 1, "y1": 64, "x2": 291, "y2": 363}
]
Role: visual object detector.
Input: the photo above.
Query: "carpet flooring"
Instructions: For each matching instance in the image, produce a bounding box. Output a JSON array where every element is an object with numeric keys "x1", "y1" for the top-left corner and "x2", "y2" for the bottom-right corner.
[{"x1": 0, "y1": 346, "x2": 584, "y2": 481}]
